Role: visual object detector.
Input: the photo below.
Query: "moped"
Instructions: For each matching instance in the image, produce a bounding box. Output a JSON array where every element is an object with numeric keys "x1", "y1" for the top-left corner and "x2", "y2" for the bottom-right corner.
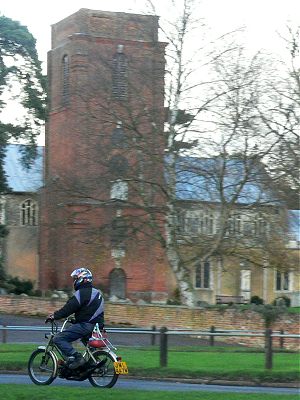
[{"x1": 28, "y1": 317, "x2": 128, "y2": 388}]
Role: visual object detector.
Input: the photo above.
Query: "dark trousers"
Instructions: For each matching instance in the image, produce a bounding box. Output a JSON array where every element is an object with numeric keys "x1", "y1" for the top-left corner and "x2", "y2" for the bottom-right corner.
[{"x1": 53, "y1": 322, "x2": 95, "y2": 358}]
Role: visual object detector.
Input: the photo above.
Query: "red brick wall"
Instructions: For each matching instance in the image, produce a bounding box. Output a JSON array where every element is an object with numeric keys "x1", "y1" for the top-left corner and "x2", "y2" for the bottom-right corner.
[
  {"x1": 39, "y1": 9, "x2": 169, "y2": 301},
  {"x1": 0, "y1": 295, "x2": 298, "y2": 350}
]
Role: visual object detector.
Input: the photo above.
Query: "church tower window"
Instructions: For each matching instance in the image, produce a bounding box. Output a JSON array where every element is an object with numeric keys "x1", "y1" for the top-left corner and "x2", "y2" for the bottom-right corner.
[
  {"x1": 112, "y1": 45, "x2": 128, "y2": 100},
  {"x1": 62, "y1": 54, "x2": 70, "y2": 105}
]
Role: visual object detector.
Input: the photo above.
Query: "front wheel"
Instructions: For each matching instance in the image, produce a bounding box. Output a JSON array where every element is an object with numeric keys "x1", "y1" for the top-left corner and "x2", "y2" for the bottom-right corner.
[
  {"x1": 88, "y1": 350, "x2": 119, "y2": 388},
  {"x1": 28, "y1": 348, "x2": 57, "y2": 385}
]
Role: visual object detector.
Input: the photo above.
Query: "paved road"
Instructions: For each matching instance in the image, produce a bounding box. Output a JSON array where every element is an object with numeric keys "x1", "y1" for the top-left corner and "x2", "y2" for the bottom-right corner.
[{"x1": 0, "y1": 374, "x2": 299, "y2": 395}]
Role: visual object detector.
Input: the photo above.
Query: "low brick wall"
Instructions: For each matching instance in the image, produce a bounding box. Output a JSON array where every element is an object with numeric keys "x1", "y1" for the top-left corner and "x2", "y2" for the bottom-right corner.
[{"x1": 0, "y1": 295, "x2": 299, "y2": 349}]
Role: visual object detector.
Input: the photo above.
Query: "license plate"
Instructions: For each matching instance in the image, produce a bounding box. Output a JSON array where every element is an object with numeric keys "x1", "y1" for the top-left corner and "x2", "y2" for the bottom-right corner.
[{"x1": 114, "y1": 361, "x2": 128, "y2": 374}]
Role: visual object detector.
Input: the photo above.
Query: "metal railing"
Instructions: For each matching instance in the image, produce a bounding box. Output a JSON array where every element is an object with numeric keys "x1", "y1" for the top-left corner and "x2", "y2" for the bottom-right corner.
[{"x1": 0, "y1": 324, "x2": 299, "y2": 370}]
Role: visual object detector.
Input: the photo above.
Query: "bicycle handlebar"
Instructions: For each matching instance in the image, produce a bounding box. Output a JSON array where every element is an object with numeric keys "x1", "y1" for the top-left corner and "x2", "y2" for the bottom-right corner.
[{"x1": 45, "y1": 316, "x2": 76, "y2": 334}]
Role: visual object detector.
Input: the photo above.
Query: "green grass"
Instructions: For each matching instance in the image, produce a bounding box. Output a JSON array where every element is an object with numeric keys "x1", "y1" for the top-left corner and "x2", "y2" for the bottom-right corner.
[
  {"x1": 0, "y1": 344, "x2": 299, "y2": 382},
  {"x1": 288, "y1": 307, "x2": 300, "y2": 314},
  {"x1": 120, "y1": 347, "x2": 300, "y2": 382},
  {"x1": 0, "y1": 385, "x2": 299, "y2": 400}
]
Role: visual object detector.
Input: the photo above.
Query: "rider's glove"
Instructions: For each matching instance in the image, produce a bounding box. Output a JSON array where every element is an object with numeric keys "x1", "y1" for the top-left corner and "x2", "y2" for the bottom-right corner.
[{"x1": 45, "y1": 314, "x2": 54, "y2": 323}]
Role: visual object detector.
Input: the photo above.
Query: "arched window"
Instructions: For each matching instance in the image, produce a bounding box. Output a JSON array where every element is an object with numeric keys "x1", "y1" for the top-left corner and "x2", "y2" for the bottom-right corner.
[
  {"x1": 195, "y1": 261, "x2": 210, "y2": 289},
  {"x1": 112, "y1": 45, "x2": 128, "y2": 100},
  {"x1": 62, "y1": 54, "x2": 70, "y2": 105},
  {"x1": 20, "y1": 199, "x2": 37, "y2": 226}
]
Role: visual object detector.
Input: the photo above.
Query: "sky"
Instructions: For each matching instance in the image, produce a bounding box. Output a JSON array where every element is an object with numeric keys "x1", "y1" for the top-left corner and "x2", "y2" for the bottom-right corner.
[
  {"x1": 1, "y1": 0, "x2": 299, "y2": 71},
  {"x1": 1, "y1": 0, "x2": 299, "y2": 145}
]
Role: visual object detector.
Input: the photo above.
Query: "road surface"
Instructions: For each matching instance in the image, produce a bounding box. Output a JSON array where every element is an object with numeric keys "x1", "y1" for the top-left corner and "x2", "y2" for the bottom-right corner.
[{"x1": 0, "y1": 374, "x2": 299, "y2": 395}]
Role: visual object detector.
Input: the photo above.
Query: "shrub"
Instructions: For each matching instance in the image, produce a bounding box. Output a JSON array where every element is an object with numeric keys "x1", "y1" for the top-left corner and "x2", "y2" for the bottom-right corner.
[
  {"x1": 166, "y1": 287, "x2": 182, "y2": 305},
  {"x1": 250, "y1": 295, "x2": 264, "y2": 305},
  {"x1": 252, "y1": 304, "x2": 286, "y2": 327},
  {"x1": 6, "y1": 276, "x2": 34, "y2": 295},
  {"x1": 273, "y1": 296, "x2": 291, "y2": 307}
]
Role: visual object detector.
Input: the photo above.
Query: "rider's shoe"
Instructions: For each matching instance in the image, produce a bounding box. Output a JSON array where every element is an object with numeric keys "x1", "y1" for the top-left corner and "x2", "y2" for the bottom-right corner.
[{"x1": 68, "y1": 353, "x2": 85, "y2": 369}]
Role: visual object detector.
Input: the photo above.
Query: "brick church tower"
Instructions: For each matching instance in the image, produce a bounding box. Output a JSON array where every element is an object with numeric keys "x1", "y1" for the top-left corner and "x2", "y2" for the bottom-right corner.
[{"x1": 39, "y1": 9, "x2": 174, "y2": 302}]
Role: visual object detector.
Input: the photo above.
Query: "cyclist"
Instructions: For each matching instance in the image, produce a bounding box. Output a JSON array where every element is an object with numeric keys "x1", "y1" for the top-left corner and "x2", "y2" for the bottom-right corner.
[{"x1": 46, "y1": 267, "x2": 104, "y2": 369}]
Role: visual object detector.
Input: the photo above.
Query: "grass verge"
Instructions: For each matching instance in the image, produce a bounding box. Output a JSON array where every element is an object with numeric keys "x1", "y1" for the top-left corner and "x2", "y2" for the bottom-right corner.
[
  {"x1": 0, "y1": 385, "x2": 299, "y2": 400},
  {"x1": 0, "y1": 344, "x2": 299, "y2": 383}
]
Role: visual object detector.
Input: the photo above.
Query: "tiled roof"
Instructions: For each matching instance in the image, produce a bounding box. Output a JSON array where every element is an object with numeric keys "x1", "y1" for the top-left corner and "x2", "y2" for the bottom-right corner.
[{"x1": 4, "y1": 144, "x2": 43, "y2": 192}]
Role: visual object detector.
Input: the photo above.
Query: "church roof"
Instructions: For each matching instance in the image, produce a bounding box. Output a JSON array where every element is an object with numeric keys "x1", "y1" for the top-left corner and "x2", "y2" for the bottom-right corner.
[
  {"x1": 171, "y1": 156, "x2": 278, "y2": 205},
  {"x1": 4, "y1": 144, "x2": 43, "y2": 193},
  {"x1": 4, "y1": 144, "x2": 298, "y2": 240}
]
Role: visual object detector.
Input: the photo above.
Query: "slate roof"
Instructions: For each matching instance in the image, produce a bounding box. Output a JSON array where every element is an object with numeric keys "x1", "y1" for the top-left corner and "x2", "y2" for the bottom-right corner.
[
  {"x1": 3, "y1": 144, "x2": 43, "y2": 192},
  {"x1": 173, "y1": 156, "x2": 277, "y2": 204},
  {"x1": 3, "y1": 145, "x2": 298, "y2": 240}
]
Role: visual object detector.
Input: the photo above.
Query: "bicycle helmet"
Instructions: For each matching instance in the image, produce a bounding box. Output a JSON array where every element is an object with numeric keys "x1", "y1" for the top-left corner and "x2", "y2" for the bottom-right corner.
[{"x1": 71, "y1": 267, "x2": 93, "y2": 290}]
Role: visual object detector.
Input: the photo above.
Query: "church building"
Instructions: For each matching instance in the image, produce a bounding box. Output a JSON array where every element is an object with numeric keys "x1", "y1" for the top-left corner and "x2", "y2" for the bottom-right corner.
[{"x1": 0, "y1": 9, "x2": 298, "y2": 307}]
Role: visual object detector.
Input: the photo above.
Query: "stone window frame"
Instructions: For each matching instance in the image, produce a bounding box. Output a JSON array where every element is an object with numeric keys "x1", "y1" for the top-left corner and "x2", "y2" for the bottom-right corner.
[
  {"x1": 195, "y1": 260, "x2": 210, "y2": 289},
  {"x1": 20, "y1": 198, "x2": 38, "y2": 226},
  {"x1": 275, "y1": 270, "x2": 291, "y2": 291},
  {"x1": 182, "y1": 210, "x2": 215, "y2": 236}
]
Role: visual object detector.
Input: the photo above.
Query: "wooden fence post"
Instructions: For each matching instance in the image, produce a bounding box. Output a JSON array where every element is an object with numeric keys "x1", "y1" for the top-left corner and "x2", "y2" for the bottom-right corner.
[
  {"x1": 265, "y1": 328, "x2": 273, "y2": 369},
  {"x1": 151, "y1": 325, "x2": 156, "y2": 346},
  {"x1": 2, "y1": 324, "x2": 7, "y2": 344},
  {"x1": 280, "y1": 329, "x2": 284, "y2": 349},
  {"x1": 210, "y1": 326, "x2": 215, "y2": 346},
  {"x1": 160, "y1": 327, "x2": 168, "y2": 367}
]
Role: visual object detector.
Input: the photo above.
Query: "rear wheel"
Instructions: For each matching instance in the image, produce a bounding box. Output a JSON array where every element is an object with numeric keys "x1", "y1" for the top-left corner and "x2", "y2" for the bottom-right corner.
[
  {"x1": 28, "y1": 348, "x2": 57, "y2": 385},
  {"x1": 88, "y1": 350, "x2": 118, "y2": 388}
]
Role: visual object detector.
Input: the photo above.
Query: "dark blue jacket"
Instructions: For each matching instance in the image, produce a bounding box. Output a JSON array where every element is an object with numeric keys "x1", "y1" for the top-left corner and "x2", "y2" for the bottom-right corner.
[{"x1": 53, "y1": 283, "x2": 104, "y2": 326}]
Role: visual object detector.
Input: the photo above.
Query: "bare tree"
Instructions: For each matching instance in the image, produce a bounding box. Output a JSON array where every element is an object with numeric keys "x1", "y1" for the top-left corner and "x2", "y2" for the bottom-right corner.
[
  {"x1": 43, "y1": 3, "x2": 297, "y2": 304},
  {"x1": 258, "y1": 26, "x2": 300, "y2": 208}
]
